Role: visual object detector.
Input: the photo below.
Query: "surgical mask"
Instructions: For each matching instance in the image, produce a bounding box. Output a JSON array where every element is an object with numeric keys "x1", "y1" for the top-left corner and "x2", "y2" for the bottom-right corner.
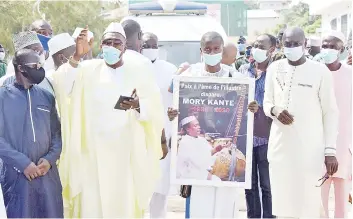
[
  {"x1": 0, "y1": 52, "x2": 5, "y2": 60},
  {"x1": 202, "y1": 52, "x2": 222, "y2": 66},
  {"x1": 22, "y1": 66, "x2": 46, "y2": 84},
  {"x1": 283, "y1": 46, "x2": 304, "y2": 62},
  {"x1": 252, "y1": 48, "x2": 268, "y2": 63},
  {"x1": 102, "y1": 46, "x2": 122, "y2": 65},
  {"x1": 39, "y1": 53, "x2": 46, "y2": 65},
  {"x1": 237, "y1": 44, "x2": 246, "y2": 52},
  {"x1": 321, "y1": 49, "x2": 340, "y2": 64},
  {"x1": 338, "y1": 48, "x2": 348, "y2": 61},
  {"x1": 142, "y1": 48, "x2": 159, "y2": 62}
]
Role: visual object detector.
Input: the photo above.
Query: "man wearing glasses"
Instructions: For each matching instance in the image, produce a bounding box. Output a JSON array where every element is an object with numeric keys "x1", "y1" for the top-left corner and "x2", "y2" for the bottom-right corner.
[
  {"x1": 1, "y1": 32, "x2": 55, "y2": 95},
  {"x1": 54, "y1": 22, "x2": 164, "y2": 218},
  {"x1": 0, "y1": 49, "x2": 63, "y2": 218}
]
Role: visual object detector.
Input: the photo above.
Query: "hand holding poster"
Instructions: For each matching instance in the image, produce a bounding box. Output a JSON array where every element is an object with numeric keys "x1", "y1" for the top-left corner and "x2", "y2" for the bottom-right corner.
[{"x1": 170, "y1": 76, "x2": 255, "y2": 188}]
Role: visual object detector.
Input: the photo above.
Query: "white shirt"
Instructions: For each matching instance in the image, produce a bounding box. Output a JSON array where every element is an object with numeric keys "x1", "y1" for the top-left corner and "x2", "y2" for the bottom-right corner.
[
  {"x1": 177, "y1": 135, "x2": 219, "y2": 181},
  {"x1": 182, "y1": 62, "x2": 244, "y2": 78},
  {"x1": 151, "y1": 59, "x2": 177, "y2": 137}
]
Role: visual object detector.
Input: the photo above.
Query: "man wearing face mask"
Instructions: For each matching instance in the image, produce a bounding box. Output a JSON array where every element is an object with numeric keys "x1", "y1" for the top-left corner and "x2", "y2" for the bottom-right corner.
[
  {"x1": 263, "y1": 27, "x2": 339, "y2": 218},
  {"x1": 235, "y1": 38, "x2": 249, "y2": 70},
  {"x1": 48, "y1": 33, "x2": 76, "y2": 72},
  {"x1": 53, "y1": 22, "x2": 163, "y2": 218},
  {"x1": 167, "y1": 31, "x2": 258, "y2": 218},
  {"x1": 306, "y1": 36, "x2": 321, "y2": 58},
  {"x1": 29, "y1": 19, "x2": 56, "y2": 72},
  {"x1": 0, "y1": 49, "x2": 63, "y2": 218},
  {"x1": 141, "y1": 31, "x2": 177, "y2": 219},
  {"x1": 1, "y1": 32, "x2": 54, "y2": 95},
  {"x1": 0, "y1": 44, "x2": 6, "y2": 78},
  {"x1": 238, "y1": 33, "x2": 276, "y2": 219},
  {"x1": 319, "y1": 30, "x2": 352, "y2": 219}
]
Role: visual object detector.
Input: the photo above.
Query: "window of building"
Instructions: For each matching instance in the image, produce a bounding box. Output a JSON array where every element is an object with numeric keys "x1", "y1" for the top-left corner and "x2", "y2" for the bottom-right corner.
[
  {"x1": 331, "y1": 18, "x2": 337, "y2": 30},
  {"x1": 341, "y1": 14, "x2": 348, "y2": 37}
]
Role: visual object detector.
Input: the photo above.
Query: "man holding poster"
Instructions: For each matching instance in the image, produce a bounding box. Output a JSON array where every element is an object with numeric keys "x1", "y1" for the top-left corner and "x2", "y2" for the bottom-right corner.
[{"x1": 168, "y1": 31, "x2": 258, "y2": 218}]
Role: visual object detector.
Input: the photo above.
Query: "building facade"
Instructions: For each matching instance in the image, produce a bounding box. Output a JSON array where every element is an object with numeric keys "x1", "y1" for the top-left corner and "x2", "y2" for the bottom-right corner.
[
  {"x1": 310, "y1": 0, "x2": 352, "y2": 43},
  {"x1": 246, "y1": 9, "x2": 281, "y2": 42},
  {"x1": 257, "y1": 0, "x2": 292, "y2": 11}
]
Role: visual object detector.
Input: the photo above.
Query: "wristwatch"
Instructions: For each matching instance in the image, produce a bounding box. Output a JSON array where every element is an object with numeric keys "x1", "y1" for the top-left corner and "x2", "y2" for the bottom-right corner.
[{"x1": 69, "y1": 56, "x2": 80, "y2": 65}]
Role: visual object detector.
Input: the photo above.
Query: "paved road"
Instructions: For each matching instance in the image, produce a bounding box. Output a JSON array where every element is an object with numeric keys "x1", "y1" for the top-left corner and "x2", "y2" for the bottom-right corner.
[{"x1": 144, "y1": 189, "x2": 352, "y2": 218}]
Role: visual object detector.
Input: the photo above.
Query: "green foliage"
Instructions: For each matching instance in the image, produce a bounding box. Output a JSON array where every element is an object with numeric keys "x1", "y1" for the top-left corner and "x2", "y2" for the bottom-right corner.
[
  {"x1": 0, "y1": 0, "x2": 119, "y2": 56},
  {"x1": 271, "y1": 2, "x2": 321, "y2": 35}
]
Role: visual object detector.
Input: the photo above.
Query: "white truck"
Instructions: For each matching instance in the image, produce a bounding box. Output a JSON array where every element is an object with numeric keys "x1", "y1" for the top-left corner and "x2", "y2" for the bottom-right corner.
[{"x1": 124, "y1": 0, "x2": 228, "y2": 67}]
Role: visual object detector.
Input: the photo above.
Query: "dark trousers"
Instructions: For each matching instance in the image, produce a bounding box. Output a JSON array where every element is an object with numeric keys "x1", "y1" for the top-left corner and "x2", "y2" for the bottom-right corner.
[{"x1": 245, "y1": 144, "x2": 273, "y2": 218}]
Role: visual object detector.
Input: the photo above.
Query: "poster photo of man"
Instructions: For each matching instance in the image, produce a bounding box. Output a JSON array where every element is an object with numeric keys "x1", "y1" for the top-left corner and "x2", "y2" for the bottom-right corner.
[{"x1": 170, "y1": 76, "x2": 255, "y2": 188}]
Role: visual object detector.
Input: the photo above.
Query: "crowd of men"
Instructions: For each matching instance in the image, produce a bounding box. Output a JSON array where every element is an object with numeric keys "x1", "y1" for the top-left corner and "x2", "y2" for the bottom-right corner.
[{"x1": 0, "y1": 17, "x2": 352, "y2": 219}]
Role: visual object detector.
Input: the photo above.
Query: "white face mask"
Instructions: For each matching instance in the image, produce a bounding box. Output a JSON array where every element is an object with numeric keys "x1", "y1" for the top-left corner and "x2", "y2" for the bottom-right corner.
[
  {"x1": 252, "y1": 48, "x2": 268, "y2": 63},
  {"x1": 321, "y1": 49, "x2": 340, "y2": 64},
  {"x1": 39, "y1": 53, "x2": 46, "y2": 66},
  {"x1": 142, "y1": 48, "x2": 159, "y2": 62},
  {"x1": 0, "y1": 52, "x2": 5, "y2": 60},
  {"x1": 202, "y1": 52, "x2": 223, "y2": 66},
  {"x1": 283, "y1": 46, "x2": 304, "y2": 62}
]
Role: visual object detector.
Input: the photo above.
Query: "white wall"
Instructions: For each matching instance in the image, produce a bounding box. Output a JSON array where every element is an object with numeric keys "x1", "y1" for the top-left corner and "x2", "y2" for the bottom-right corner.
[
  {"x1": 247, "y1": 17, "x2": 282, "y2": 42},
  {"x1": 258, "y1": 0, "x2": 291, "y2": 10},
  {"x1": 313, "y1": 0, "x2": 352, "y2": 40}
]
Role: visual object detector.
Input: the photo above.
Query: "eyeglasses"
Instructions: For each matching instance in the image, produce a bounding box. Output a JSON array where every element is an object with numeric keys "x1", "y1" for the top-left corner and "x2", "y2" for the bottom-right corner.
[{"x1": 316, "y1": 174, "x2": 329, "y2": 187}]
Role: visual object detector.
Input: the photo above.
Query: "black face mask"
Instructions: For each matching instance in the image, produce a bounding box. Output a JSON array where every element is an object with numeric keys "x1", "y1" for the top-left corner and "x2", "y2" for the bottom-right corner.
[{"x1": 21, "y1": 66, "x2": 45, "y2": 84}]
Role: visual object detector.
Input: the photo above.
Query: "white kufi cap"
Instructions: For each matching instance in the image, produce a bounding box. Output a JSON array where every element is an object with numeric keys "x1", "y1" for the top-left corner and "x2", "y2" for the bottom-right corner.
[
  {"x1": 181, "y1": 116, "x2": 197, "y2": 126},
  {"x1": 48, "y1": 33, "x2": 76, "y2": 55},
  {"x1": 103, "y1": 22, "x2": 126, "y2": 38},
  {"x1": 308, "y1": 36, "x2": 321, "y2": 47},
  {"x1": 323, "y1": 30, "x2": 346, "y2": 43},
  {"x1": 13, "y1": 31, "x2": 41, "y2": 52}
]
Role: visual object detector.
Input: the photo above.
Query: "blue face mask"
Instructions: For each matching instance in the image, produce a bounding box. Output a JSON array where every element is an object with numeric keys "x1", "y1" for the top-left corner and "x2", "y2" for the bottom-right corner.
[
  {"x1": 37, "y1": 34, "x2": 51, "y2": 51},
  {"x1": 202, "y1": 52, "x2": 222, "y2": 66},
  {"x1": 237, "y1": 44, "x2": 246, "y2": 52},
  {"x1": 102, "y1": 46, "x2": 122, "y2": 65}
]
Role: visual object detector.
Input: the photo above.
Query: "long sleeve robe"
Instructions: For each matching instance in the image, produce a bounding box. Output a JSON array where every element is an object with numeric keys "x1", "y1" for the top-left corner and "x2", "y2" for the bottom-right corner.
[
  {"x1": 177, "y1": 135, "x2": 216, "y2": 180},
  {"x1": 55, "y1": 54, "x2": 164, "y2": 218},
  {"x1": 0, "y1": 83, "x2": 63, "y2": 218},
  {"x1": 150, "y1": 59, "x2": 177, "y2": 195},
  {"x1": 263, "y1": 58, "x2": 339, "y2": 218}
]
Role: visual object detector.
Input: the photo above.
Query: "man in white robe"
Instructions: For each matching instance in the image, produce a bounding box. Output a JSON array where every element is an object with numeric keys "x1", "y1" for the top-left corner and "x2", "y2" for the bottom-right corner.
[
  {"x1": 141, "y1": 32, "x2": 177, "y2": 218},
  {"x1": 177, "y1": 116, "x2": 221, "y2": 181},
  {"x1": 167, "y1": 31, "x2": 258, "y2": 218},
  {"x1": 52, "y1": 23, "x2": 164, "y2": 218},
  {"x1": 263, "y1": 27, "x2": 339, "y2": 218}
]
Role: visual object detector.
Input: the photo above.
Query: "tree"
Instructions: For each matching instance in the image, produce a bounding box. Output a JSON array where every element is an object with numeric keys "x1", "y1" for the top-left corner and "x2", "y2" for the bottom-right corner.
[
  {"x1": 0, "y1": 0, "x2": 120, "y2": 56},
  {"x1": 271, "y1": 2, "x2": 321, "y2": 36}
]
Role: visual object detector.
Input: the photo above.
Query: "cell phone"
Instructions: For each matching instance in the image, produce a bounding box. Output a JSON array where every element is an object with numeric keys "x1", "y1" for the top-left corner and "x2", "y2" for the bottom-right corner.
[
  {"x1": 114, "y1": 95, "x2": 134, "y2": 110},
  {"x1": 72, "y1": 27, "x2": 94, "y2": 41}
]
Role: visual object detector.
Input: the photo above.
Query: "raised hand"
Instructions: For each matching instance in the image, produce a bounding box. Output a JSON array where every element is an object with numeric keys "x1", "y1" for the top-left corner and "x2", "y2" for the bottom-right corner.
[{"x1": 73, "y1": 25, "x2": 91, "y2": 61}]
